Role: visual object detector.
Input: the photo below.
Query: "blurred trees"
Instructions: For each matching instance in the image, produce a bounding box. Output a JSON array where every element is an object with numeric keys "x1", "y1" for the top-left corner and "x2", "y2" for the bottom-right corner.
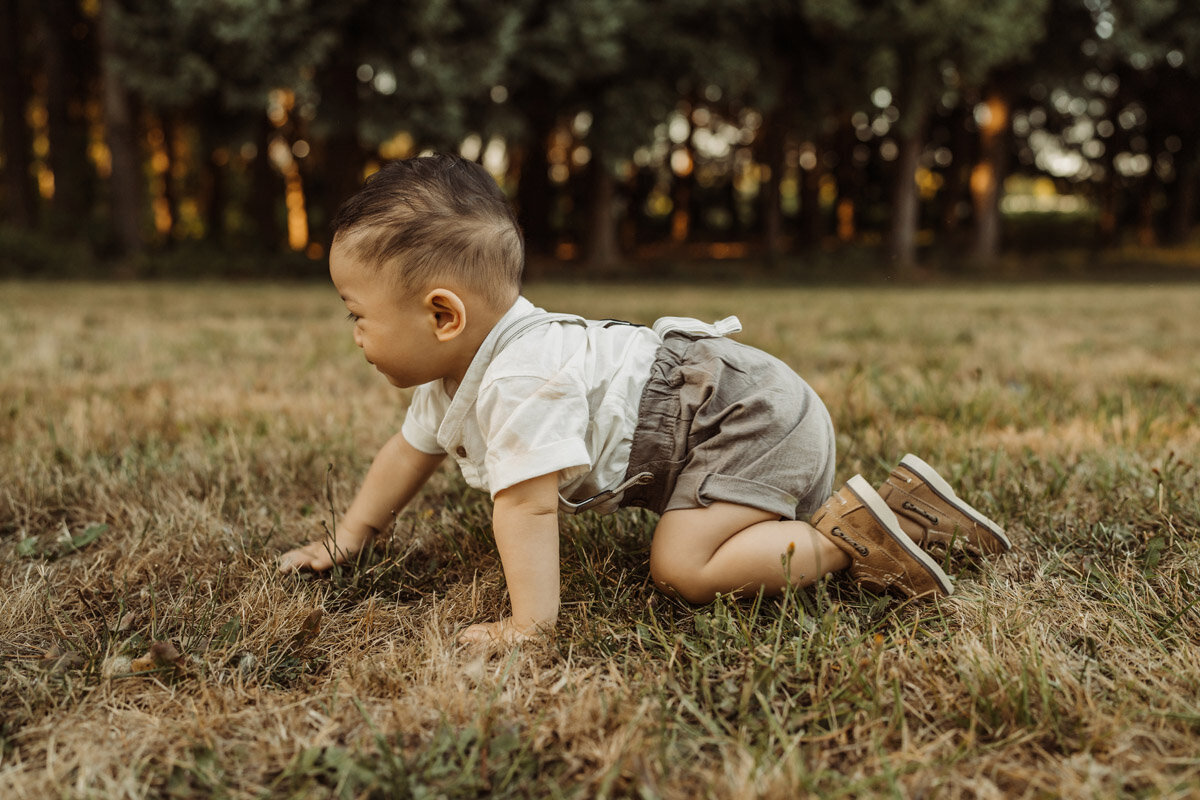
[
  {"x1": 1, "y1": 0, "x2": 38, "y2": 229},
  {"x1": 103, "y1": 0, "x2": 349, "y2": 251},
  {"x1": 866, "y1": 0, "x2": 1048, "y2": 268},
  {"x1": 3, "y1": 0, "x2": 1200, "y2": 275},
  {"x1": 724, "y1": 1, "x2": 855, "y2": 263}
]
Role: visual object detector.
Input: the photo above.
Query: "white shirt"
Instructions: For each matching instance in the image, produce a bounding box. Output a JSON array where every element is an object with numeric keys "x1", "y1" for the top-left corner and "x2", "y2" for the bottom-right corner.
[{"x1": 401, "y1": 297, "x2": 662, "y2": 512}]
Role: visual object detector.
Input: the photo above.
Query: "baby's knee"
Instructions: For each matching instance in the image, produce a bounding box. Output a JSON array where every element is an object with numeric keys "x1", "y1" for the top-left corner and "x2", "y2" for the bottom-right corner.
[{"x1": 650, "y1": 561, "x2": 718, "y2": 605}]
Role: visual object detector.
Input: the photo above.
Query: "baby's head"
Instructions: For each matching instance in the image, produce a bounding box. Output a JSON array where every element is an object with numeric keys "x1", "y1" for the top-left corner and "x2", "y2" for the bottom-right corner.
[{"x1": 330, "y1": 154, "x2": 523, "y2": 311}]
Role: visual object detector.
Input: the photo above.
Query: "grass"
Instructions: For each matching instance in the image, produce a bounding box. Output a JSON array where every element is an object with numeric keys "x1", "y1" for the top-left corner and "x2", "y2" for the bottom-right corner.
[{"x1": 2, "y1": 278, "x2": 1199, "y2": 798}]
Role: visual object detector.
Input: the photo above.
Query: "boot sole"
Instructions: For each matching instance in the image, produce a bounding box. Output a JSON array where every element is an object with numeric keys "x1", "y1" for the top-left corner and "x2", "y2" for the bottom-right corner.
[
  {"x1": 899, "y1": 454, "x2": 1012, "y2": 552},
  {"x1": 846, "y1": 475, "x2": 954, "y2": 596}
]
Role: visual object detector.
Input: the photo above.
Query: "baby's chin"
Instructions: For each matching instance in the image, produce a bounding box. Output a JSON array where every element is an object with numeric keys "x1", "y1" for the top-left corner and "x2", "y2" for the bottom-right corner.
[{"x1": 381, "y1": 371, "x2": 412, "y2": 389}]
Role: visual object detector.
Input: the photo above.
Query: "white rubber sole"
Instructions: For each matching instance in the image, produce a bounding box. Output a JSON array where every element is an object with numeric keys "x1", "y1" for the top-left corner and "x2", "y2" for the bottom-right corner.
[
  {"x1": 899, "y1": 454, "x2": 1012, "y2": 551},
  {"x1": 846, "y1": 474, "x2": 954, "y2": 596}
]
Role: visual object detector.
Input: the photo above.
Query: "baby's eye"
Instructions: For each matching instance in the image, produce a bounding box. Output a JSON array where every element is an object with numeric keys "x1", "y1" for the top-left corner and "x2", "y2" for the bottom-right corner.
[{"x1": 346, "y1": 312, "x2": 361, "y2": 323}]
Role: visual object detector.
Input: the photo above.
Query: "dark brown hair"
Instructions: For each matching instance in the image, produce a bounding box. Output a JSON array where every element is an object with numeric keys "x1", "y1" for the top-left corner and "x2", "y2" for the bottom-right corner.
[{"x1": 331, "y1": 154, "x2": 523, "y2": 307}]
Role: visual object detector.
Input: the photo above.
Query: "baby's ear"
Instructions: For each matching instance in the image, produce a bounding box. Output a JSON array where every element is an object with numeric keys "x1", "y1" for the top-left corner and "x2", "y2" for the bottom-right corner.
[{"x1": 424, "y1": 288, "x2": 467, "y2": 342}]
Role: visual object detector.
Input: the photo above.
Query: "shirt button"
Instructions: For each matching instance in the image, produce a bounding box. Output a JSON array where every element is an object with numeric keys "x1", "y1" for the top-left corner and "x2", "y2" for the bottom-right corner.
[{"x1": 455, "y1": 446, "x2": 468, "y2": 458}]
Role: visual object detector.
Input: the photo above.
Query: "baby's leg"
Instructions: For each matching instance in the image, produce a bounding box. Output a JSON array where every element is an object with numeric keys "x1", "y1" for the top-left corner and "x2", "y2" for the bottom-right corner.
[{"x1": 648, "y1": 502, "x2": 850, "y2": 604}]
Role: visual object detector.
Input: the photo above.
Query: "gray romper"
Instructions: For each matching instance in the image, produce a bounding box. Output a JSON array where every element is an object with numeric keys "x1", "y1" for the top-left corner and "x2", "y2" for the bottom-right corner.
[
  {"x1": 497, "y1": 310, "x2": 836, "y2": 521},
  {"x1": 618, "y1": 331, "x2": 836, "y2": 520}
]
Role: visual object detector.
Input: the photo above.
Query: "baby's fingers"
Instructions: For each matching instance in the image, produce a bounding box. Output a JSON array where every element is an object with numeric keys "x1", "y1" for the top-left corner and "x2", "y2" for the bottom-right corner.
[
  {"x1": 277, "y1": 543, "x2": 333, "y2": 573},
  {"x1": 276, "y1": 549, "x2": 307, "y2": 573}
]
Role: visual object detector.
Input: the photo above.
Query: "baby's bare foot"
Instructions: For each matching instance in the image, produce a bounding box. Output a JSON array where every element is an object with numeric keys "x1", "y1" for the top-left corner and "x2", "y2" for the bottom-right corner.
[{"x1": 458, "y1": 618, "x2": 548, "y2": 647}]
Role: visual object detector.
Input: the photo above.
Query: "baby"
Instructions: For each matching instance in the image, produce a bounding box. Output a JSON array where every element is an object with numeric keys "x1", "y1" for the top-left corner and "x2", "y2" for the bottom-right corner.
[{"x1": 278, "y1": 154, "x2": 1010, "y2": 644}]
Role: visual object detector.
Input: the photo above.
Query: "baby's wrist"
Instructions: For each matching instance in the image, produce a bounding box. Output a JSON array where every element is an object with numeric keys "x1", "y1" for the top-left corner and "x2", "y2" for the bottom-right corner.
[{"x1": 335, "y1": 518, "x2": 378, "y2": 543}]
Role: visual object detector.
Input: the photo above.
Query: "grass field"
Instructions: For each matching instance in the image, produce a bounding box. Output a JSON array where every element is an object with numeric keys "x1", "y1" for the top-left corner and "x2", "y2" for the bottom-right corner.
[{"x1": 2, "y1": 279, "x2": 1199, "y2": 798}]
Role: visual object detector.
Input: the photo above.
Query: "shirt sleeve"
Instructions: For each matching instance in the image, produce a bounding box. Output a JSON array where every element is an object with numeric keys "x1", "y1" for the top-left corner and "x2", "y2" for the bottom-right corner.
[
  {"x1": 400, "y1": 382, "x2": 449, "y2": 455},
  {"x1": 476, "y1": 373, "x2": 593, "y2": 496}
]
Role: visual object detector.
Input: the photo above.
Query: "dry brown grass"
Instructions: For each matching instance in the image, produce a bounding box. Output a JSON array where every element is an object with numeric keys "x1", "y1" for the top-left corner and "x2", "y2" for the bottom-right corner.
[{"x1": 2, "y1": 279, "x2": 1199, "y2": 798}]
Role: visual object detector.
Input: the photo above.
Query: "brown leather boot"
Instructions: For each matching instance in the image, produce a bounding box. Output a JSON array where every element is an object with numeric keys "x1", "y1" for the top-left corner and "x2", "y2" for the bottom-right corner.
[
  {"x1": 812, "y1": 475, "x2": 953, "y2": 599},
  {"x1": 878, "y1": 454, "x2": 1011, "y2": 556}
]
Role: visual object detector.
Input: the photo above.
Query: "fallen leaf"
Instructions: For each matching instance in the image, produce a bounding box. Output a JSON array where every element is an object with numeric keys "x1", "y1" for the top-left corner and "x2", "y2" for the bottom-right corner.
[
  {"x1": 291, "y1": 609, "x2": 323, "y2": 649},
  {"x1": 39, "y1": 645, "x2": 86, "y2": 672},
  {"x1": 149, "y1": 641, "x2": 182, "y2": 666},
  {"x1": 130, "y1": 641, "x2": 184, "y2": 674},
  {"x1": 130, "y1": 654, "x2": 155, "y2": 672}
]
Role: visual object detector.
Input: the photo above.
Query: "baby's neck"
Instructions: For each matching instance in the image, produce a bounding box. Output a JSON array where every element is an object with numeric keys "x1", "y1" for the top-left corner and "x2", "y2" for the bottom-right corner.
[{"x1": 440, "y1": 300, "x2": 510, "y2": 396}]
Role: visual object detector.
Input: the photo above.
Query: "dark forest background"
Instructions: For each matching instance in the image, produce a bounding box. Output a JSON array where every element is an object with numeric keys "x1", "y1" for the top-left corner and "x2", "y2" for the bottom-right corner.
[{"x1": 3, "y1": 0, "x2": 1200, "y2": 279}]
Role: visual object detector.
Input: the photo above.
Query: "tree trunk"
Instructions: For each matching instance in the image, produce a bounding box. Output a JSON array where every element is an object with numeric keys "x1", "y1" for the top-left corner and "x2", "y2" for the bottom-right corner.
[
  {"x1": 759, "y1": 114, "x2": 785, "y2": 266},
  {"x1": 833, "y1": 120, "x2": 860, "y2": 243},
  {"x1": 159, "y1": 113, "x2": 179, "y2": 244},
  {"x1": 99, "y1": 2, "x2": 144, "y2": 256},
  {"x1": 797, "y1": 146, "x2": 824, "y2": 249},
  {"x1": 41, "y1": 0, "x2": 94, "y2": 234},
  {"x1": 1, "y1": 0, "x2": 38, "y2": 228},
  {"x1": 1136, "y1": 181, "x2": 1157, "y2": 248},
  {"x1": 202, "y1": 149, "x2": 225, "y2": 244},
  {"x1": 627, "y1": 165, "x2": 657, "y2": 247},
  {"x1": 1093, "y1": 126, "x2": 1124, "y2": 250},
  {"x1": 195, "y1": 106, "x2": 228, "y2": 244},
  {"x1": 317, "y1": 43, "x2": 363, "y2": 246},
  {"x1": 1095, "y1": 171, "x2": 1120, "y2": 250},
  {"x1": 250, "y1": 114, "x2": 284, "y2": 250},
  {"x1": 970, "y1": 92, "x2": 1010, "y2": 266},
  {"x1": 671, "y1": 141, "x2": 696, "y2": 245},
  {"x1": 583, "y1": 159, "x2": 619, "y2": 272},
  {"x1": 513, "y1": 90, "x2": 557, "y2": 255},
  {"x1": 939, "y1": 103, "x2": 974, "y2": 236},
  {"x1": 1166, "y1": 154, "x2": 1197, "y2": 245},
  {"x1": 889, "y1": 130, "x2": 923, "y2": 270}
]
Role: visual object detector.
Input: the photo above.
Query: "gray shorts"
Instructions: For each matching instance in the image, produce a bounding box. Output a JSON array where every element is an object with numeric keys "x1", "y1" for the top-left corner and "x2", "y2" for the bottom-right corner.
[{"x1": 619, "y1": 334, "x2": 836, "y2": 520}]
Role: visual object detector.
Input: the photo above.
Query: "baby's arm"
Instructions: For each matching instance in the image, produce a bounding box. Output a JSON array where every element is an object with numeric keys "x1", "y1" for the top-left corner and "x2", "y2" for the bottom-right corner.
[
  {"x1": 278, "y1": 433, "x2": 445, "y2": 572},
  {"x1": 459, "y1": 472, "x2": 561, "y2": 645}
]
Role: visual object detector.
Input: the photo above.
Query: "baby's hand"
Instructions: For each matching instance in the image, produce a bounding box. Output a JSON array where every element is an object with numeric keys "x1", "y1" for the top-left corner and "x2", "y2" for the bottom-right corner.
[
  {"x1": 458, "y1": 617, "x2": 548, "y2": 647},
  {"x1": 277, "y1": 527, "x2": 372, "y2": 573}
]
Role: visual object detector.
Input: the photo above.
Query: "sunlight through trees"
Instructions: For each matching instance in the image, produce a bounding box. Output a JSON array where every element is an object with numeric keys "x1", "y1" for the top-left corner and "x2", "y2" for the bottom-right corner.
[{"x1": 2, "y1": 0, "x2": 1200, "y2": 274}]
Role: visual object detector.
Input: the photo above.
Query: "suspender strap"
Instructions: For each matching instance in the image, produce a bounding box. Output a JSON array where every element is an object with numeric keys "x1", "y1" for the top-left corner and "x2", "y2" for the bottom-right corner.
[{"x1": 493, "y1": 311, "x2": 587, "y2": 353}]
